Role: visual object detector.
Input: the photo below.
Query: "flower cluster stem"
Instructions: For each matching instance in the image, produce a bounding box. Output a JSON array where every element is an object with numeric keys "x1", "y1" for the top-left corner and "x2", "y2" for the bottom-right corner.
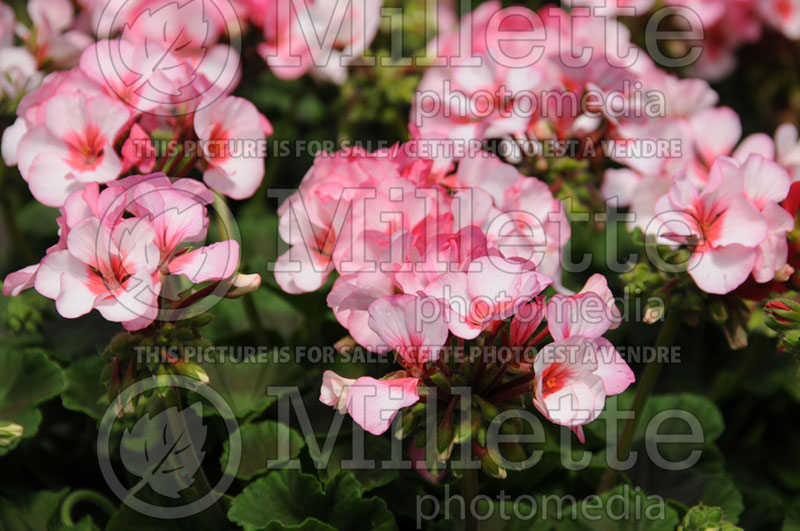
[
  {"x1": 462, "y1": 468, "x2": 479, "y2": 531},
  {"x1": 597, "y1": 308, "x2": 682, "y2": 493}
]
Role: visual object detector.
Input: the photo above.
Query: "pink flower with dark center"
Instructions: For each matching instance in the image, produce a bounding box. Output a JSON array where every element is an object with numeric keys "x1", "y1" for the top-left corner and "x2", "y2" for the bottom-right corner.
[
  {"x1": 655, "y1": 157, "x2": 770, "y2": 294},
  {"x1": 16, "y1": 92, "x2": 131, "y2": 206}
]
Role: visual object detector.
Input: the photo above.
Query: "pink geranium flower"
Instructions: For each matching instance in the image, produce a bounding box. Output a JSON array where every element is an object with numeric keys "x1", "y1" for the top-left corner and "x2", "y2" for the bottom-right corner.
[
  {"x1": 655, "y1": 157, "x2": 770, "y2": 294},
  {"x1": 4, "y1": 174, "x2": 242, "y2": 330},
  {"x1": 320, "y1": 294, "x2": 448, "y2": 435},
  {"x1": 320, "y1": 371, "x2": 421, "y2": 436},
  {"x1": 533, "y1": 335, "x2": 633, "y2": 442},
  {"x1": 194, "y1": 95, "x2": 273, "y2": 200},
  {"x1": 35, "y1": 216, "x2": 161, "y2": 331},
  {"x1": 257, "y1": 0, "x2": 384, "y2": 84},
  {"x1": 424, "y1": 255, "x2": 552, "y2": 340},
  {"x1": 16, "y1": 91, "x2": 131, "y2": 206}
]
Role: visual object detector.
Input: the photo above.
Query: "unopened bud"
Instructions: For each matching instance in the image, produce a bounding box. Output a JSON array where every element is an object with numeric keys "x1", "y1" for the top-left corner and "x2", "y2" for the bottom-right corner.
[
  {"x1": 437, "y1": 417, "x2": 455, "y2": 459},
  {"x1": 708, "y1": 298, "x2": 729, "y2": 325},
  {"x1": 474, "y1": 396, "x2": 499, "y2": 421},
  {"x1": 453, "y1": 412, "x2": 481, "y2": 445},
  {"x1": 765, "y1": 299, "x2": 800, "y2": 329},
  {"x1": 474, "y1": 442, "x2": 506, "y2": 479},
  {"x1": 394, "y1": 409, "x2": 418, "y2": 440},
  {"x1": 226, "y1": 274, "x2": 262, "y2": 298},
  {"x1": 190, "y1": 313, "x2": 215, "y2": 328},
  {"x1": 334, "y1": 336, "x2": 357, "y2": 355},
  {"x1": 173, "y1": 360, "x2": 210, "y2": 384},
  {"x1": 0, "y1": 422, "x2": 23, "y2": 446}
]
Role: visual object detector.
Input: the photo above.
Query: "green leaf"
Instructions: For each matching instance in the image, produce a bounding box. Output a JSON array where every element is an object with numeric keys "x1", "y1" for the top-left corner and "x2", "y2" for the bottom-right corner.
[
  {"x1": 783, "y1": 497, "x2": 800, "y2": 531},
  {"x1": 61, "y1": 356, "x2": 107, "y2": 419},
  {"x1": 222, "y1": 420, "x2": 305, "y2": 480},
  {"x1": 0, "y1": 347, "x2": 66, "y2": 455},
  {"x1": 0, "y1": 488, "x2": 68, "y2": 530},
  {"x1": 106, "y1": 496, "x2": 232, "y2": 531},
  {"x1": 322, "y1": 472, "x2": 396, "y2": 531},
  {"x1": 227, "y1": 470, "x2": 397, "y2": 531},
  {"x1": 558, "y1": 486, "x2": 680, "y2": 531},
  {"x1": 589, "y1": 393, "x2": 724, "y2": 446},
  {"x1": 200, "y1": 357, "x2": 305, "y2": 419},
  {"x1": 316, "y1": 437, "x2": 399, "y2": 492},
  {"x1": 427, "y1": 498, "x2": 552, "y2": 531},
  {"x1": 228, "y1": 470, "x2": 326, "y2": 530}
]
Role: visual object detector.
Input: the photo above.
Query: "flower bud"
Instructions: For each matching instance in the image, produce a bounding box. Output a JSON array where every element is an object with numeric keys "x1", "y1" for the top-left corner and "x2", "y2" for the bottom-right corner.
[
  {"x1": 453, "y1": 412, "x2": 481, "y2": 445},
  {"x1": 708, "y1": 298, "x2": 729, "y2": 325},
  {"x1": 765, "y1": 299, "x2": 800, "y2": 329},
  {"x1": 190, "y1": 313, "x2": 215, "y2": 328},
  {"x1": 429, "y1": 372, "x2": 451, "y2": 394},
  {"x1": 173, "y1": 360, "x2": 210, "y2": 384},
  {"x1": 226, "y1": 274, "x2": 262, "y2": 298},
  {"x1": 680, "y1": 503, "x2": 741, "y2": 531},
  {"x1": 0, "y1": 422, "x2": 23, "y2": 447},
  {"x1": 394, "y1": 409, "x2": 418, "y2": 440},
  {"x1": 334, "y1": 336, "x2": 357, "y2": 355},
  {"x1": 474, "y1": 396, "x2": 499, "y2": 421},
  {"x1": 474, "y1": 442, "x2": 506, "y2": 479},
  {"x1": 437, "y1": 417, "x2": 455, "y2": 459}
]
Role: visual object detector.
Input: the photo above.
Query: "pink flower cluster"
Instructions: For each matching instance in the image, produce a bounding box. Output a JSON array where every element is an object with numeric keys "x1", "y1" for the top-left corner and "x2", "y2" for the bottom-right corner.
[
  {"x1": 580, "y1": 0, "x2": 800, "y2": 81},
  {"x1": 318, "y1": 272, "x2": 633, "y2": 439},
  {"x1": 274, "y1": 144, "x2": 633, "y2": 437},
  {"x1": 654, "y1": 155, "x2": 795, "y2": 294},
  {"x1": 250, "y1": 0, "x2": 383, "y2": 84},
  {"x1": 602, "y1": 84, "x2": 800, "y2": 294},
  {"x1": 1, "y1": 35, "x2": 272, "y2": 206},
  {"x1": 0, "y1": 2, "x2": 41, "y2": 102},
  {"x1": 3, "y1": 174, "x2": 244, "y2": 330},
  {"x1": 411, "y1": 2, "x2": 686, "y2": 170},
  {"x1": 2, "y1": 0, "x2": 92, "y2": 74}
]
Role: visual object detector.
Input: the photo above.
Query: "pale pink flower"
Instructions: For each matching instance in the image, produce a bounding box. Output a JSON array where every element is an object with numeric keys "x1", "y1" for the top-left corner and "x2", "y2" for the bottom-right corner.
[
  {"x1": 258, "y1": 0, "x2": 383, "y2": 84},
  {"x1": 1, "y1": 70, "x2": 105, "y2": 167},
  {"x1": 34, "y1": 216, "x2": 161, "y2": 331},
  {"x1": 320, "y1": 371, "x2": 420, "y2": 435},
  {"x1": 547, "y1": 274, "x2": 622, "y2": 341},
  {"x1": 80, "y1": 39, "x2": 194, "y2": 113},
  {"x1": 16, "y1": 92, "x2": 131, "y2": 206},
  {"x1": 655, "y1": 157, "x2": 770, "y2": 294},
  {"x1": 193, "y1": 95, "x2": 272, "y2": 200},
  {"x1": 367, "y1": 294, "x2": 450, "y2": 368},
  {"x1": 0, "y1": 47, "x2": 40, "y2": 101},
  {"x1": 775, "y1": 124, "x2": 800, "y2": 182},
  {"x1": 757, "y1": 0, "x2": 800, "y2": 39},
  {"x1": 453, "y1": 155, "x2": 570, "y2": 284},
  {"x1": 424, "y1": 255, "x2": 552, "y2": 340},
  {"x1": 738, "y1": 155, "x2": 795, "y2": 283},
  {"x1": 22, "y1": 0, "x2": 92, "y2": 68},
  {"x1": 533, "y1": 335, "x2": 634, "y2": 442}
]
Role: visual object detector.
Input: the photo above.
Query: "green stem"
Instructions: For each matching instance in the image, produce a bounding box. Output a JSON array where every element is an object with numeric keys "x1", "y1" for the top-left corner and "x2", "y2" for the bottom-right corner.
[
  {"x1": 59, "y1": 490, "x2": 116, "y2": 527},
  {"x1": 162, "y1": 387, "x2": 224, "y2": 519},
  {"x1": 242, "y1": 292, "x2": 267, "y2": 345},
  {"x1": 597, "y1": 308, "x2": 682, "y2": 493},
  {"x1": 462, "y1": 468, "x2": 479, "y2": 531},
  {"x1": 0, "y1": 164, "x2": 35, "y2": 264}
]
